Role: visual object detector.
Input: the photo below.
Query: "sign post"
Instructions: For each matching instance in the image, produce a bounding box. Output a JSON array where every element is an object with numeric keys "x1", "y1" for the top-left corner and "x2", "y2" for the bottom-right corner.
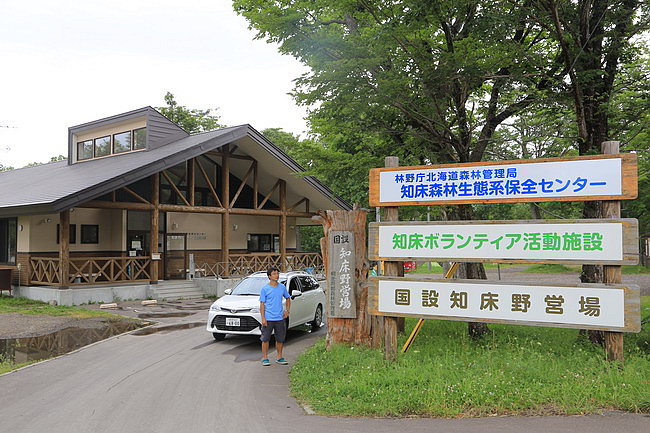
[{"x1": 383, "y1": 156, "x2": 400, "y2": 361}]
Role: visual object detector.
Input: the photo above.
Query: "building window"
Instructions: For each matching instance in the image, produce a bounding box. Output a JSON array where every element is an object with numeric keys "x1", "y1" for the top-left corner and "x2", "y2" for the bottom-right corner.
[
  {"x1": 247, "y1": 234, "x2": 279, "y2": 253},
  {"x1": 56, "y1": 224, "x2": 77, "y2": 244},
  {"x1": 0, "y1": 218, "x2": 16, "y2": 265},
  {"x1": 77, "y1": 140, "x2": 93, "y2": 160},
  {"x1": 133, "y1": 127, "x2": 146, "y2": 150},
  {"x1": 81, "y1": 224, "x2": 99, "y2": 244},
  {"x1": 113, "y1": 131, "x2": 131, "y2": 153},
  {"x1": 76, "y1": 127, "x2": 147, "y2": 162},
  {"x1": 94, "y1": 136, "x2": 111, "y2": 158}
]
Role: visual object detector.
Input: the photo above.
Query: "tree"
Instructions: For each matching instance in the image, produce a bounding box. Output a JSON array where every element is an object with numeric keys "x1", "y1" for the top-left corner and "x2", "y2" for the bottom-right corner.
[{"x1": 157, "y1": 92, "x2": 223, "y2": 133}]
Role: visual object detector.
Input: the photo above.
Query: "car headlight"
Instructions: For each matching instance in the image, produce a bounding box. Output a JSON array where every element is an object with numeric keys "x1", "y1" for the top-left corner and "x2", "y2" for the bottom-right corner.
[
  {"x1": 210, "y1": 304, "x2": 221, "y2": 311},
  {"x1": 250, "y1": 307, "x2": 260, "y2": 313}
]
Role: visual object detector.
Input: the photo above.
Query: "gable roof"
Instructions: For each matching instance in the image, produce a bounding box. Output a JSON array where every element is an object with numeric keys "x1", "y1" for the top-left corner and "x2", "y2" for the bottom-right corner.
[{"x1": 0, "y1": 124, "x2": 350, "y2": 217}]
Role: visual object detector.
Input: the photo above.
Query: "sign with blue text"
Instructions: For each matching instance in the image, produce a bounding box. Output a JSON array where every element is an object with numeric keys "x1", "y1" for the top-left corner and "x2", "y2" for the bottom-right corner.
[
  {"x1": 369, "y1": 154, "x2": 637, "y2": 206},
  {"x1": 368, "y1": 219, "x2": 638, "y2": 265},
  {"x1": 368, "y1": 277, "x2": 640, "y2": 332}
]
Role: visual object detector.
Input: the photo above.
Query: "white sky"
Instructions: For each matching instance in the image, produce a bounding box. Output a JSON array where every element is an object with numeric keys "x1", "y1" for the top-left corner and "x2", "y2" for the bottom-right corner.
[{"x1": 0, "y1": 0, "x2": 309, "y2": 167}]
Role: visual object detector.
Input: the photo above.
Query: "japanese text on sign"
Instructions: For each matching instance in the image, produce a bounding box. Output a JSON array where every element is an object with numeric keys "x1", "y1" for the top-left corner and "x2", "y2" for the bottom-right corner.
[
  {"x1": 371, "y1": 221, "x2": 635, "y2": 263},
  {"x1": 328, "y1": 231, "x2": 357, "y2": 318},
  {"x1": 376, "y1": 279, "x2": 631, "y2": 329},
  {"x1": 376, "y1": 158, "x2": 623, "y2": 204}
]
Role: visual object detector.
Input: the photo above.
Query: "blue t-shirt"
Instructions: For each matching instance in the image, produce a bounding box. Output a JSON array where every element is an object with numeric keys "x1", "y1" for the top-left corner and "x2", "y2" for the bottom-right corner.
[{"x1": 259, "y1": 282, "x2": 290, "y2": 321}]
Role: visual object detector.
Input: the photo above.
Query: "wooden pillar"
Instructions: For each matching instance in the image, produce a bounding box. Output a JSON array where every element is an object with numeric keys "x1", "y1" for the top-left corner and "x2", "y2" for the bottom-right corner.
[
  {"x1": 59, "y1": 210, "x2": 70, "y2": 288},
  {"x1": 150, "y1": 173, "x2": 160, "y2": 284},
  {"x1": 279, "y1": 179, "x2": 287, "y2": 271},
  {"x1": 383, "y1": 156, "x2": 400, "y2": 361},
  {"x1": 221, "y1": 145, "x2": 230, "y2": 276},
  {"x1": 602, "y1": 141, "x2": 624, "y2": 363},
  {"x1": 253, "y1": 160, "x2": 258, "y2": 209},
  {"x1": 188, "y1": 158, "x2": 195, "y2": 206}
]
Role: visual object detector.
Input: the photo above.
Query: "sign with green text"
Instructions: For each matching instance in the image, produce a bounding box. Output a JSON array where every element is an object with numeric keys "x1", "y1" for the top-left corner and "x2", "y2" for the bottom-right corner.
[{"x1": 368, "y1": 219, "x2": 638, "y2": 265}]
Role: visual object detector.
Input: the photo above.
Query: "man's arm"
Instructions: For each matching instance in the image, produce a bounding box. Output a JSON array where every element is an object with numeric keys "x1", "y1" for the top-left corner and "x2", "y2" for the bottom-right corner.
[
  {"x1": 260, "y1": 301, "x2": 267, "y2": 326},
  {"x1": 283, "y1": 297, "x2": 291, "y2": 319}
]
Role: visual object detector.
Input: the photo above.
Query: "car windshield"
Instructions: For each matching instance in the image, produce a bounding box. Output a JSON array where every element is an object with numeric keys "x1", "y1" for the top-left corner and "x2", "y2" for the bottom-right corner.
[{"x1": 230, "y1": 277, "x2": 287, "y2": 296}]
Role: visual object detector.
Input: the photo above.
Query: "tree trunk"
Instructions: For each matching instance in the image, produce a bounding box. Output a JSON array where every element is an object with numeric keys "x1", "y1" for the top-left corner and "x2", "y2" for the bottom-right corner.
[{"x1": 314, "y1": 208, "x2": 371, "y2": 349}]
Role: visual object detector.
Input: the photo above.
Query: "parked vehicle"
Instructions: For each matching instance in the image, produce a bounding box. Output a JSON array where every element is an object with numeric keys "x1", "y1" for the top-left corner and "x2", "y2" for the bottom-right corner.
[
  {"x1": 206, "y1": 271, "x2": 325, "y2": 341},
  {"x1": 404, "y1": 261, "x2": 417, "y2": 272}
]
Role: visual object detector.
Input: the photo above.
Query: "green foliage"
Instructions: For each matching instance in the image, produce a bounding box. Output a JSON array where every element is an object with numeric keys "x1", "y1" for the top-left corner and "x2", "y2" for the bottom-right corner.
[
  {"x1": 298, "y1": 225, "x2": 323, "y2": 252},
  {"x1": 290, "y1": 297, "x2": 650, "y2": 417},
  {"x1": 0, "y1": 164, "x2": 13, "y2": 172},
  {"x1": 157, "y1": 92, "x2": 223, "y2": 134},
  {"x1": 522, "y1": 264, "x2": 578, "y2": 274},
  {"x1": 24, "y1": 154, "x2": 67, "y2": 168}
]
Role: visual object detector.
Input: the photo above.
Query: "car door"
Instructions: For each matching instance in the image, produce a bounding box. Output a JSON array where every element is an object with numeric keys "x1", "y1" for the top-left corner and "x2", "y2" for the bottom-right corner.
[
  {"x1": 286, "y1": 277, "x2": 307, "y2": 327},
  {"x1": 297, "y1": 276, "x2": 319, "y2": 324}
]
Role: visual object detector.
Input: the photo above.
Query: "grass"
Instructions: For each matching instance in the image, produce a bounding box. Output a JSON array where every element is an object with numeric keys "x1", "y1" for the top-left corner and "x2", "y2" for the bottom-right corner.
[
  {"x1": 289, "y1": 297, "x2": 650, "y2": 418},
  {"x1": 521, "y1": 264, "x2": 650, "y2": 274},
  {"x1": 409, "y1": 262, "x2": 517, "y2": 274},
  {"x1": 0, "y1": 357, "x2": 40, "y2": 375},
  {"x1": 0, "y1": 294, "x2": 129, "y2": 319}
]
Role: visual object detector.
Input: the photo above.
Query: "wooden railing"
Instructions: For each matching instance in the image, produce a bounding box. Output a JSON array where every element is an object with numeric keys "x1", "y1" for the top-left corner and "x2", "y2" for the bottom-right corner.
[
  {"x1": 199, "y1": 252, "x2": 323, "y2": 278},
  {"x1": 29, "y1": 257, "x2": 152, "y2": 286}
]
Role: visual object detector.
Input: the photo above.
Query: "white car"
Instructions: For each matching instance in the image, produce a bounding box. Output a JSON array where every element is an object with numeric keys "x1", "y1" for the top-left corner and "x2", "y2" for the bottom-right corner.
[{"x1": 206, "y1": 271, "x2": 325, "y2": 341}]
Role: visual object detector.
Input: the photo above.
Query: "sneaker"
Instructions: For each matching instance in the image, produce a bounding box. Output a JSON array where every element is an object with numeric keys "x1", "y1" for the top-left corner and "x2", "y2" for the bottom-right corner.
[
  {"x1": 276, "y1": 357, "x2": 288, "y2": 365},
  {"x1": 261, "y1": 358, "x2": 270, "y2": 366}
]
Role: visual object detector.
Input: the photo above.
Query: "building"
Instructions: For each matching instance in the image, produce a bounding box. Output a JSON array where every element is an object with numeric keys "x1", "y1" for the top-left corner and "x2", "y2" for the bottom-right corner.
[{"x1": 0, "y1": 107, "x2": 349, "y2": 302}]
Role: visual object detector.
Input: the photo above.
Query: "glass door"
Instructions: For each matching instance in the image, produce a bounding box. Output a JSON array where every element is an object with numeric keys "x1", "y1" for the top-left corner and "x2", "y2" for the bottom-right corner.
[{"x1": 165, "y1": 233, "x2": 187, "y2": 280}]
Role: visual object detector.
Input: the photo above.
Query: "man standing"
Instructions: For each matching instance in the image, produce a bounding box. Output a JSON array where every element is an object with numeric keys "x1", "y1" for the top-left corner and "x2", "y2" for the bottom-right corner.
[{"x1": 259, "y1": 267, "x2": 291, "y2": 366}]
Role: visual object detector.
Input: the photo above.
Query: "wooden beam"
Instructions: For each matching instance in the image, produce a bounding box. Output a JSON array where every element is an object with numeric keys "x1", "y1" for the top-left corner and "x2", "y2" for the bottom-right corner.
[
  {"x1": 161, "y1": 170, "x2": 191, "y2": 207},
  {"x1": 257, "y1": 179, "x2": 281, "y2": 210},
  {"x1": 150, "y1": 173, "x2": 159, "y2": 284},
  {"x1": 111, "y1": 190, "x2": 116, "y2": 202},
  {"x1": 208, "y1": 150, "x2": 253, "y2": 161},
  {"x1": 230, "y1": 161, "x2": 255, "y2": 208},
  {"x1": 188, "y1": 158, "x2": 195, "y2": 206},
  {"x1": 195, "y1": 157, "x2": 222, "y2": 207},
  {"x1": 288, "y1": 197, "x2": 308, "y2": 212},
  {"x1": 59, "y1": 210, "x2": 70, "y2": 288},
  {"x1": 121, "y1": 186, "x2": 151, "y2": 205},
  {"x1": 159, "y1": 204, "x2": 225, "y2": 214},
  {"x1": 222, "y1": 144, "x2": 230, "y2": 276},
  {"x1": 305, "y1": 198, "x2": 310, "y2": 213},
  {"x1": 253, "y1": 160, "x2": 258, "y2": 209},
  {"x1": 80, "y1": 201, "x2": 153, "y2": 210},
  {"x1": 279, "y1": 180, "x2": 287, "y2": 271}
]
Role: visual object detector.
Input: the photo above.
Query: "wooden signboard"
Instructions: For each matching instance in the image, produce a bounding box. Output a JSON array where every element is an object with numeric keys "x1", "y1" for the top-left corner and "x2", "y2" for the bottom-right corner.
[
  {"x1": 368, "y1": 219, "x2": 639, "y2": 265},
  {"x1": 328, "y1": 230, "x2": 357, "y2": 318},
  {"x1": 368, "y1": 276, "x2": 641, "y2": 333},
  {"x1": 369, "y1": 154, "x2": 637, "y2": 207}
]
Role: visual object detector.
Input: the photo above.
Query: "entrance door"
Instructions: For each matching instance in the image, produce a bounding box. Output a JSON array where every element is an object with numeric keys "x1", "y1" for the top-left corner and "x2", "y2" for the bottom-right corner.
[{"x1": 165, "y1": 233, "x2": 187, "y2": 280}]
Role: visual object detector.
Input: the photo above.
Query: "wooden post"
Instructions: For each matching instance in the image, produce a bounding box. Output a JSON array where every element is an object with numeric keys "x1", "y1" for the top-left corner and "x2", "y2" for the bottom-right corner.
[
  {"x1": 383, "y1": 156, "x2": 400, "y2": 361},
  {"x1": 602, "y1": 141, "x2": 624, "y2": 363},
  {"x1": 59, "y1": 210, "x2": 70, "y2": 288},
  {"x1": 221, "y1": 145, "x2": 230, "y2": 276},
  {"x1": 253, "y1": 160, "x2": 258, "y2": 209},
  {"x1": 314, "y1": 208, "x2": 370, "y2": 348},
  {"x1": 150, "y1": 173, "x2": 160, "y2": 284},
  {"x1": 188, "y1": 158, "x2": 195, "y2": 206},
  {"x1": 279, "y1": 179, "x2": 287, "y2": 271}
]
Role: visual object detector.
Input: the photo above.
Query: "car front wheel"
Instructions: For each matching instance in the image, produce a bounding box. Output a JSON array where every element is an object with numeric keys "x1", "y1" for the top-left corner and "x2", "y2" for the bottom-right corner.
[
  {"x1": 311, "y1": 305, "x2": 322, "y2": 331},
  {"x1": 213, "y1": 332, "x2": 226, "y2": 341}
]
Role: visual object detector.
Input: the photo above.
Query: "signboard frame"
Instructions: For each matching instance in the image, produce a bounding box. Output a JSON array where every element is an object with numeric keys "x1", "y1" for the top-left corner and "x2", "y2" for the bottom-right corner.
[
  {"x1": 369, "y1": 153, "x2": 637, "y2": 207},
  {"x1": 368, "y1": 276, "x2": 641, "y2": 333},
  {"x1": 328, "y1": 230, "x2": 357, "y2": 318},
  {"x1": 368, "y1": 218, "x2": 639, "y2": 265}
]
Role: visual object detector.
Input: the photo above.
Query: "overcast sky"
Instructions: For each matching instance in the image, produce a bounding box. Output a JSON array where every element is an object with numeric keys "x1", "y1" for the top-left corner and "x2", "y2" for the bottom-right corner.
[{"x1": 0, "y1": 0, "x2": 309, "y2": 167}]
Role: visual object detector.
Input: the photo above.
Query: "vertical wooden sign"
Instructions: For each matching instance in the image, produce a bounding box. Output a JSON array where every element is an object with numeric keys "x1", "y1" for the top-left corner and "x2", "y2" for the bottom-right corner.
[{"x1": 328, "y1": 230, "x2": 357, "y2": 318}]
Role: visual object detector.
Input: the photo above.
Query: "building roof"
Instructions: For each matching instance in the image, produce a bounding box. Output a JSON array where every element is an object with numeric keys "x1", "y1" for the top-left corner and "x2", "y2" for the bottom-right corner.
[{"x1": 0, "y1": 122, "x2": 350, "y2": 217}]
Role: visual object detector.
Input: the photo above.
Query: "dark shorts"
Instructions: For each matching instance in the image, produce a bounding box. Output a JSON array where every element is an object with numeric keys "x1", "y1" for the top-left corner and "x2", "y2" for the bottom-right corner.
[{"x1": 260, "y1": 320, "x2": 287, "y2": 343}]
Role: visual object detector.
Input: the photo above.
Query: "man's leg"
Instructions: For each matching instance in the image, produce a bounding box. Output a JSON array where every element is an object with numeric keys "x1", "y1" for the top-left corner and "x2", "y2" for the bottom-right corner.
[
  {"x1": 262, "y1": 341, "x2": 269, "y2": 359},
  {"x1": 276, "y1": 341, "x2": 283, "y2": 359}
]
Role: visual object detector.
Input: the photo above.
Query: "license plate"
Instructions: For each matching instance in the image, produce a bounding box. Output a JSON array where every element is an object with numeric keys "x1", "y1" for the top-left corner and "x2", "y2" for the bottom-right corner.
[{"x1": 226, "y1": 317, "x2": 240, "y2": 327}]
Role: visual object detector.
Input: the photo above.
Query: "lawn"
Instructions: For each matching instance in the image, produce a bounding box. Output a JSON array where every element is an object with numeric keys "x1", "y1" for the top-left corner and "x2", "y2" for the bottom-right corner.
[
  {"x1": 289, "y1": 297, "x2": 650, "y2": 417},
  {"x1": 0, "y1": 294, "x2": 129, "y2": 319}
]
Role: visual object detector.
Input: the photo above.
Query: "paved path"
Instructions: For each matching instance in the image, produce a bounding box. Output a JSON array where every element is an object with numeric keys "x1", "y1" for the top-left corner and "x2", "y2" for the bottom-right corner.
[{"x1": 1, "y1": 307, "x2": 647, "y2": 433}]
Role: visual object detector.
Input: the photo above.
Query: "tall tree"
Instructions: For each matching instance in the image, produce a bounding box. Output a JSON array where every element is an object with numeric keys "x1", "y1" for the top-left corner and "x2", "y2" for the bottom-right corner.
[{"x1": 157, "y1": 92, "x2": 223, "y2": 133}]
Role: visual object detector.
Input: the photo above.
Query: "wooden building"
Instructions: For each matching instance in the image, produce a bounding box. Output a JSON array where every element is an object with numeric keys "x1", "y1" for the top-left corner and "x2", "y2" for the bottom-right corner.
[{"x1": 0, "y1": 107, "x2": 349, "y2": 290}]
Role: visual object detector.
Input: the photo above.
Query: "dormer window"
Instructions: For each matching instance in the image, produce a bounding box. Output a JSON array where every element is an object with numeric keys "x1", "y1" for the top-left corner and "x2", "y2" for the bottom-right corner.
[{"x1": 75, "y1": 127, "x2": 147, "y2": 161}]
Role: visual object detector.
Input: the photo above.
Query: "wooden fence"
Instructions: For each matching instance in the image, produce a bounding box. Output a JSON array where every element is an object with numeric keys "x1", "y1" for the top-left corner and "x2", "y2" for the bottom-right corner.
[
  {"x1": 29, "y1": 257, "x2": 152, "y2": 286},
  {"x1": 199, "y1": 252, "x2": 323, "y2": 277}
]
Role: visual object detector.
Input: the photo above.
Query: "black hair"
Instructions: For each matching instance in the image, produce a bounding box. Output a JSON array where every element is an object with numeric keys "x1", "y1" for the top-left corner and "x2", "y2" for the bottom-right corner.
[{"x1": 267, "y1": 267, "x2": 280, "y2": 277}]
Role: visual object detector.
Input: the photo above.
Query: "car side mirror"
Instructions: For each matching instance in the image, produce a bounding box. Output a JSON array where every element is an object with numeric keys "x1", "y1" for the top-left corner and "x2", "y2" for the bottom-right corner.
[
  {"x1": 224, "y1": 289, "x2": 232, "y2": 295},
  {"x1": 291, "y1": 290, "x2": 302, "y2": 298}
]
